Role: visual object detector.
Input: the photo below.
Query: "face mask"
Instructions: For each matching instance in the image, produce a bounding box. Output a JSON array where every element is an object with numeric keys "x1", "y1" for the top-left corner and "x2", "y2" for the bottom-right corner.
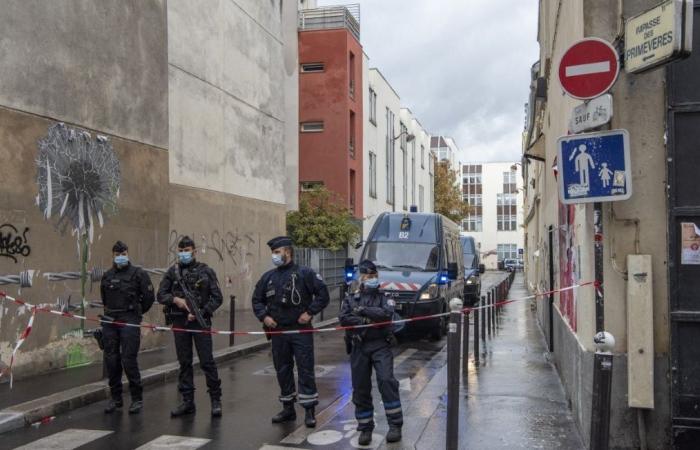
[
  {"x1": 364, "y1": 278, "x2": 380, "y2": 289},
  {"x1": 272, "y1": 254, "x2": 285, "y2": 267},
  {"x1": 114, "y1": 255, "x2": 129, "y2": 267},
  {"x1": 178, "y1": 251, "x2": 193, "y2": 264}
]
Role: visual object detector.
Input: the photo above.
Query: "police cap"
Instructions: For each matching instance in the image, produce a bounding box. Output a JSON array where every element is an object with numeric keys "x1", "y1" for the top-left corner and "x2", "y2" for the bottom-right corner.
[
  {"x1": 359, "y1": 260, "x2": 378, "y2": 275},
  {"x1": 112, "y1": 240, "x2": 128, "y2": 253},
  {"x1": 267, "y1": 236, "x2": 293, "y2": 251}
]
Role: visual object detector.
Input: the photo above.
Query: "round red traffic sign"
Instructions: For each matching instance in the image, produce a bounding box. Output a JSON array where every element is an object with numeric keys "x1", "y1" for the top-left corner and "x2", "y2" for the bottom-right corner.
[{"x1": 558, "y1": 38, "x2": 619, "y2": 100}]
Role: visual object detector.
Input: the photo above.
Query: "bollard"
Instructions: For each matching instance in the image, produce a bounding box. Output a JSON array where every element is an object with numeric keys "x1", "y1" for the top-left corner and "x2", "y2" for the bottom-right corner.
[
  {"x1": 462, "y1": 310, "x2": 470, "y2": 373},
  {"x1": 591, "y1": 332, "x2": 615, "y2": 450},
  {"x1": 474, "y1": 298, "x2": 481, "y2": 366},
  {"x1": 446, "y1": 298, "x2": 463, "y2": 450},
  {"x1": 480, "y1": 291, "x2": 486, "y2": 342},
  {"x1": 487, "y1": 291, "x2": 492, "y2": 337},
  {"x1": 229, "y1": 295, "x2": 236, "y2": 347},
  {"x1": 490, "y1": 288, "x2": 496, "y2": 334}
]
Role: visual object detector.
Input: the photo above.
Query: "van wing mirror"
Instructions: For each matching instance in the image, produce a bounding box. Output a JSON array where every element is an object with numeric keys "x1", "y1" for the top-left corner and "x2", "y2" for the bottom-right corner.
[
  {"x1": 447, "y1": 262, "x2": 459, "y2": 280},
  {"x1": 479, "y1": 264, "x2": 486, "y2": 274}
]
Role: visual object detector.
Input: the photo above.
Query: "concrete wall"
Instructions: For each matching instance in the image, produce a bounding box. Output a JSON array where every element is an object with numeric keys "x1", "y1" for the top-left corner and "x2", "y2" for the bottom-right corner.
[{"x1": 524, "y1": 0, "x2": 671, "y2": 446}]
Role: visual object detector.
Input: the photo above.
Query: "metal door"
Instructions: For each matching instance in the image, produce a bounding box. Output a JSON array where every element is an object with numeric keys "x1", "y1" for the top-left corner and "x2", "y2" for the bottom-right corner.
[{"x1": 667, "y1": 3, "x2": 700, "y2": 447}]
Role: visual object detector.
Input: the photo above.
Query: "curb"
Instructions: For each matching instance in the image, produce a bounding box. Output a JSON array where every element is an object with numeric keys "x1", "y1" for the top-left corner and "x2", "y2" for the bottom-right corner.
[{"x1": 0, "y1": 317, "x2": 338, "y2": 435}]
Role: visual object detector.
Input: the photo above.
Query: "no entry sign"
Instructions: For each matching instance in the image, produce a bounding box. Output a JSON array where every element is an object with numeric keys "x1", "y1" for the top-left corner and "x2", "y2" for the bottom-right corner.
[{"x1": 558, "y1": 38, "x2": 620, "y2": 100}]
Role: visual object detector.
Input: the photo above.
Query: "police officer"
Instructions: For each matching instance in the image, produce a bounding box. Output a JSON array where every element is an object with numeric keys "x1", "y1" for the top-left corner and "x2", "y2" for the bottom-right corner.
[
  {"x1": 252, "y1": 236, "x2": 330, "y2": 428},
  {"x1": 339, "y1": 260, "x2": 403, "y2": 445},
  {"x1": 101, "y1": 240, "x2": 155, "y2": 414},
  {"x1": 157, "y1": 236, "x2": 223, "y2": 418}
]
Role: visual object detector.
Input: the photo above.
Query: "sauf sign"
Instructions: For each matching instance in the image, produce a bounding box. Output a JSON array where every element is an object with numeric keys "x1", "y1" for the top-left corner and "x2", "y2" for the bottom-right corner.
[{"x1": 624, "y1": 0, "x2": 693, "y2": 73}]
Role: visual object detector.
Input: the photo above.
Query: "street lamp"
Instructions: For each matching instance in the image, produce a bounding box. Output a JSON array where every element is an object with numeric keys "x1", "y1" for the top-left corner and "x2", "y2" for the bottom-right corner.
[{"x1": 393, "y1": 131, "x2": 415, "y2": 142}]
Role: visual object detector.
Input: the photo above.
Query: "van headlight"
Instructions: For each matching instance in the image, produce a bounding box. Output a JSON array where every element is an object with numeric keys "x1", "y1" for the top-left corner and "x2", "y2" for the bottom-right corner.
[
  {"x1": 420, "y1": 283, "x2": 438, "y2": 300},
  {"x1": 466, "y1": 275, "x2": 478, "y2": 285}
]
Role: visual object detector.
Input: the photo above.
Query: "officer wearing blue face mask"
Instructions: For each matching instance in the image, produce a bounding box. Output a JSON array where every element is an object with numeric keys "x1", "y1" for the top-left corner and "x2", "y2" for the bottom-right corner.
[
  {"x1": 100, "y1": 240, "x2": 155, "y2": 415},
  {"x1": 252, "y1": 236, "x2": 330, "y2": 428},
  {"x1": 339, "y1": 259, "x2": 403, "y2": 446},
  {"x1": 157, "y1": 236, "x2": 223, "y2": 418}
]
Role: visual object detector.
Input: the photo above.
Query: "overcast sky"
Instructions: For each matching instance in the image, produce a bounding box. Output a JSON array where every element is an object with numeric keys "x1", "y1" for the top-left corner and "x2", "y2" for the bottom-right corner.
[{"x1": 316, "y1": 0, "x2": 540, "y2": 164}]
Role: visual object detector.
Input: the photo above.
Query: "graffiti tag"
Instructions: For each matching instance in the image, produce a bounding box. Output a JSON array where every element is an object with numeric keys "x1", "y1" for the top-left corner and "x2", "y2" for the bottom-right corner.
[{"x1": 0, "y1": 224, "x2": 31, "y2": 263}]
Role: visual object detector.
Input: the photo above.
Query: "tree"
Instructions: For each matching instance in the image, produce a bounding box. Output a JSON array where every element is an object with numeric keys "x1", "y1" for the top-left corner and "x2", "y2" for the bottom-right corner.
[
  {"x1": 286, "y1": 186, "x2": 361, "y2": 251},
  {"x1": 434, "y1": 159, "x2": 471, "y2": 223}
]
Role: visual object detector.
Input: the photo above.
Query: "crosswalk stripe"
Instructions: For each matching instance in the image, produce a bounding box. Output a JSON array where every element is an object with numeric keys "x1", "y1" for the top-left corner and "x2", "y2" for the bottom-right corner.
[
  {"x1": 135, "y1": 435, "x2": 211, "y2": 449},
  {"x1": 13, "y1": 428, "x2": 112, "y2": 450}
]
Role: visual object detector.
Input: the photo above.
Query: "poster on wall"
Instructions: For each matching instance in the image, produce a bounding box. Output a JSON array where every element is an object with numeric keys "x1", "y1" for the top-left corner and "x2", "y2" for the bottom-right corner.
[{"x1": 681, "y1": 222, "x2": 700, "y2": 265}]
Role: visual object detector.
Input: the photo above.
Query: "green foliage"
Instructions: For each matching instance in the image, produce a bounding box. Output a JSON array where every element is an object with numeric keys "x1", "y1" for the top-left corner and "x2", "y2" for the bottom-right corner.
[{"x1": 286, "y1": 187, "x2": 361, "y2": 251}]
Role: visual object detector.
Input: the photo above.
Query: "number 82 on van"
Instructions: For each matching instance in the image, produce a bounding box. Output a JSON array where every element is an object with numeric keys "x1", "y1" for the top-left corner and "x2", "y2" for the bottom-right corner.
[{"x1": 398, "y1": 231, "x2": 410, "y2": 240}]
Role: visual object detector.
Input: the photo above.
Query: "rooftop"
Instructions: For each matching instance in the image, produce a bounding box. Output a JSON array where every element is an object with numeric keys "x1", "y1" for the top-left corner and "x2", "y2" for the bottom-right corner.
[{"x1": 299, "y1": 4, "x2": 360, "y2": 42}]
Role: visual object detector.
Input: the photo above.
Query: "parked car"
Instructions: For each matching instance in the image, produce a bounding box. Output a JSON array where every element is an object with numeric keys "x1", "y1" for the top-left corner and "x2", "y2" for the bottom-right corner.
[
  {"x1": 460, "y1": 235, "x2": 485, "y2": 306},
  {"x1": 503, "y1": 258, "x2": 523, "y2": 272},
  {"x1": 346, "y1": 212, "x2": 465, "y2": 340}
]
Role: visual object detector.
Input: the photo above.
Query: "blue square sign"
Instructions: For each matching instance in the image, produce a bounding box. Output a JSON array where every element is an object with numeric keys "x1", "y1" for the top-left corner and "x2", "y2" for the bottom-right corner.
[{"x1": 557, "y1": 129, "x2": 632, "y2": 204}]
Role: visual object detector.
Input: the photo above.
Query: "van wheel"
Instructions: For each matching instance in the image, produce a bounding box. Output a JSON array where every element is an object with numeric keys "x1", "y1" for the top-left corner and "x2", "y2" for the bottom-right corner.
[{"x1": 429, "y1": 307, "x2": 448, "y2": 341}]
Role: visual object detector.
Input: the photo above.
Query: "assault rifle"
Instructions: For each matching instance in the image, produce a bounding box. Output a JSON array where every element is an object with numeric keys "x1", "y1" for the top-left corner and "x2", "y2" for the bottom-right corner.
[{"x1": 174, "y1": 266, "x2": 208, "y2": 329}]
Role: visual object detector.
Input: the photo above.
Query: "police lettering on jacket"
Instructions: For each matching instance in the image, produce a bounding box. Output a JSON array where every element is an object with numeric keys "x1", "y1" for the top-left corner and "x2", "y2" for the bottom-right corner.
[
  {"x1": 100, "y1": 264, "x2": 155, "y2": 319},
  {"x1": 252, "y1": 263, "x2": 330, "y2": 328}
]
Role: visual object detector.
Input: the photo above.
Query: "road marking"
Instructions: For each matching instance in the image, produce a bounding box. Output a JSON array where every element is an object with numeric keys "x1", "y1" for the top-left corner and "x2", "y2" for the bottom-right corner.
[
  {"x1": 399, "y1": 377, "x2": 412, "y2": 391},
  {"x1": 280, "y1": 348, "x2": 419, "y2": 445},
  {"x1": 13, "y1": 428, "x2": 112, "y2": 450},
  {"x1": 135, "y1": 435, "x2": 211, "y2": 449},
  {"x1": 565, "y1": 61, "x2": 611, "y2": 77},
  {"x1": 253, "y1": 364, "x2": 336, "y2": 377}
]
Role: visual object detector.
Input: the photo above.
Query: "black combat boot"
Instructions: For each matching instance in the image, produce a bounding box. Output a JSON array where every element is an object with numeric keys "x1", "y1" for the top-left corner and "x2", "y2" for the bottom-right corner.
[
  {"x1": 170, "y1": 401, "x2": 196, "y2": 417},
  {"x1": 358, "y1": 430, "x2": 373, "y2": 446},
  {"x1": 271, "y1": 402, "x2": 296, "y2": 423},
  {"x1": 386, "y1": 426, "x2": 402, "y2": 443},
  {"x1": 128, "y1": 400, "x2": 143, "y2": 414},
  {"x1": 104, "y1": 399, "x2": 123, "y2": 414},
  {"x1": 211, "y1": 399, "x2": 222, "y2": 417},
  {"x1": 304, "y1": 407, "x2": 316, "y2": 428}
]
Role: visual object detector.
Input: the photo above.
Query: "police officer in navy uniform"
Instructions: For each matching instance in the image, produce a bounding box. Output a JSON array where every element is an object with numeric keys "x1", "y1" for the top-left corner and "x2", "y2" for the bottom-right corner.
[
  {"x1": 157, "y1": 236, "x2": 223, "y2": 418},
  {"x1": 101, "y1": 241, "x2": 155, "y2": 414},
  {"x1": 252, "y1": 236, "x2": 330, "y2": 428},
  {"x1": 339, "y1": 260, "x2": 403, "y2": 445}
]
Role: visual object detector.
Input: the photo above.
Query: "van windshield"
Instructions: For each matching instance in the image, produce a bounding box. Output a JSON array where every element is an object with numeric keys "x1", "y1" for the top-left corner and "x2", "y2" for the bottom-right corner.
[
  {"x1": 460, "y1": 238, "x2": 476, "y2": 267},
  {"x1": 363, "y1": 242, "x2": 440, "y2": 272}
]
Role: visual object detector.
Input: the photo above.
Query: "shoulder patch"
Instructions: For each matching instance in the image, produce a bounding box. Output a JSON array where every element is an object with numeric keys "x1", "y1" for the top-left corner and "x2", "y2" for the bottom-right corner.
[
  {"x1": 387, "y1": 298, "x2": 396, "y2": 307},
  {"x1": 316, "y1": 273, "x2": 323, "y2": 281}
]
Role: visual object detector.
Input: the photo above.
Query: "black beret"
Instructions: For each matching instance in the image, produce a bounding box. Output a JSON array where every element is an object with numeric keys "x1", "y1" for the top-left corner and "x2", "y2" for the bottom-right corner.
[
  {"x1": 112, "y1": 240, "x2": 128, "y2": 253},
  {"x1": 267, "y1": 236, "x2": 293, "y2": 251},
  {"x1": 178, "y1": 236, "x2": 196, "y2": 249},
  {"x1": 359, "y1": 260, "x2": 377, "y2": 275}
]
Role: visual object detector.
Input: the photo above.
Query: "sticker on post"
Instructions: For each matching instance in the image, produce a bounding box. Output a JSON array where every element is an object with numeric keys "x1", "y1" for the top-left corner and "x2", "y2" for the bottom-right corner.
[
  {"x1": 681, "y1": 222, "x2": 700, "y2": 265},
  {"x1": 448, "y1": 323, "x2": 457, "y2": 333}
]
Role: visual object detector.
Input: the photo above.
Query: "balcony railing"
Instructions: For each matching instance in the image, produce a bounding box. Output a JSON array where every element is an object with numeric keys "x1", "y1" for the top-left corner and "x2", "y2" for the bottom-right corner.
[{"x1": 299, "y1": 4, "x2": 360, "y2": 41}]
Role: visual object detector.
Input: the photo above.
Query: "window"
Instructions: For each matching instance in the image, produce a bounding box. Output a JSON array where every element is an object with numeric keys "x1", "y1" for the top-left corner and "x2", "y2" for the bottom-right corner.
[
  {"x1": 497, "y1": 244, "x2": 518, "y2": 261},
  {"x1": 462, "y1": 164, "x2": 483, "y2": 232},
  {"x1": 350, "y1": 169, "x2": 356, "y2": 212},
  {"x1": 349, "y1": 111, "x2": 356, "y2": 158},
  {"x1": 300, "y1": 62, "x2": 324, "y2": 73},
  {"x1": 300, "y1": 181, "x2": 323, "y2": 191},
  {"x1": 300, "y1": 121, "x2": 324, "y2": 133},
  {"x1": 421, "y1": 145, "x2": 425, "y2": 168},
  {"x1": 497, "y1": 193, "x2": 518, "y2": 231},
  {"x1": 349, "y1": 51, "x2": 356, "y2": 97},
  {"x1": 386, "y1": 108, "x2": 395, "y2": 204},
  {"x1": 369, "y1": 88, "x2": 377, "y2": 125},
  {"x1": 411, "y1": 140, "x2": 416, "y2": 206},
  {"x1": 369, "y1": 152, "x2": 377, "y2": 198},
  {"x1": 419, "y1": 185, "x2": 425, "y2": 212},
  {"x1": 402, "y1": 143, "x2": 408, "y2": 210},
  {"x1": 399, "y1": 122, "x2": 408, "y2": 151}
]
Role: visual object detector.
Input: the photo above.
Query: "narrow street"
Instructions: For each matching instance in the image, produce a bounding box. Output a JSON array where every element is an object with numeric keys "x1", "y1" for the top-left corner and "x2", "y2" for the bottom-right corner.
[{"x1": 4, "y1": 273, "x2": 583, "y2": 449}]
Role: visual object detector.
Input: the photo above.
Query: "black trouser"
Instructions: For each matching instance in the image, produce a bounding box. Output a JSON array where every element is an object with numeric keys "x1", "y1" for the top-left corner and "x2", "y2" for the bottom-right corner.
[
  {"x1": 271, "y1": 332, "x2": 318, "y2": 408},
  {"x1": 173, "y1": 319, "x2": 221, "y2": 402},
  {"x1": 102, "y1": 322, "x2": 142, "y2": 401},
  {"x1": 350, "y1": 339, "x2": 403, "y2": 431}
]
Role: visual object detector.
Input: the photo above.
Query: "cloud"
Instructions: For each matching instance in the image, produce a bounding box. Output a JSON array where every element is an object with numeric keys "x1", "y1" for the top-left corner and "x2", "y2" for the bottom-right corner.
[{"x1": 316, "y1": 0, "x2": 539, "y2": 163}]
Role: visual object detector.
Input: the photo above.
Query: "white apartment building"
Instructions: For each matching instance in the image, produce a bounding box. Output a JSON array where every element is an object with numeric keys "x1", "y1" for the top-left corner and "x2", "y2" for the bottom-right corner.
[
  {"x1": 431, "y1": 136, "x2": 459, "y2": 169},
  {"x1": 461, "y1": 162, "x2": 524, "y2": 269},
  {"x1": 362, "y1": 61, "x2": 434, "y2": 239}
]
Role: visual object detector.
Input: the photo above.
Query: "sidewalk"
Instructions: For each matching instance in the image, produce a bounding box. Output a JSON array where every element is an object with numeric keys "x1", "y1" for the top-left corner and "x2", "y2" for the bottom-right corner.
[{"x1": 412, "y1": 273, "x2": 584, "y2": 449}]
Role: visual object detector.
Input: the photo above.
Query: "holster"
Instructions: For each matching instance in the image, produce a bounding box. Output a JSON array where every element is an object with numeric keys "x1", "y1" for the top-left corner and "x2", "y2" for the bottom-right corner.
[
  {"x1": 92, "y1": 328, "x2": 105, "y2": 350},
  {"x1": 263, "y1": 325, "x2": 272, "y2": 341},
  {"x1": 344, "y1": 334, "x2": 353, "y2": 354}
]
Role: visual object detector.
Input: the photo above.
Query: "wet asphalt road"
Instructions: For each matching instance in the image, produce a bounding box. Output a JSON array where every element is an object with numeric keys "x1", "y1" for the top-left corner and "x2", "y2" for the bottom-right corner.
[{"x1": 4, "y1": 272, "x2": 584, "y2": 449}]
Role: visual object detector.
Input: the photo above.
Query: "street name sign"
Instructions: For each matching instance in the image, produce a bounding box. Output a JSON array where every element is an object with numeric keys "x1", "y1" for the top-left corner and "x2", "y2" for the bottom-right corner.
[
  {"x1": 557, "y1": 129, "x2": 632, "y2": 204},
  {"x1": 624, "y1": 0, "x2": 693, "y2": 73},
  {"x1": 569, "y1": 94, "x2": 613, "y2": 133},
  {"x1": 558, "y1": 38, "x2": 620, "y2": 100}
]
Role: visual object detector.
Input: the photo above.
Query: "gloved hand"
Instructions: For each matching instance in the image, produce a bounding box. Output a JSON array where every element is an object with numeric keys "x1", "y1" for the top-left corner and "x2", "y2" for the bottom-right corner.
[{"x1": 352, "y1": 306, "x2": 365, "y2": 316}]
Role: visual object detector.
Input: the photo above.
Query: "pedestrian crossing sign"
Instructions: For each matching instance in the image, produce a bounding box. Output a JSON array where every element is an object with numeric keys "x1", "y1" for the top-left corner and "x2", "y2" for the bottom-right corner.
[{"x1": 556, "y1": 129, "x2": 632, "y2": 204}]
